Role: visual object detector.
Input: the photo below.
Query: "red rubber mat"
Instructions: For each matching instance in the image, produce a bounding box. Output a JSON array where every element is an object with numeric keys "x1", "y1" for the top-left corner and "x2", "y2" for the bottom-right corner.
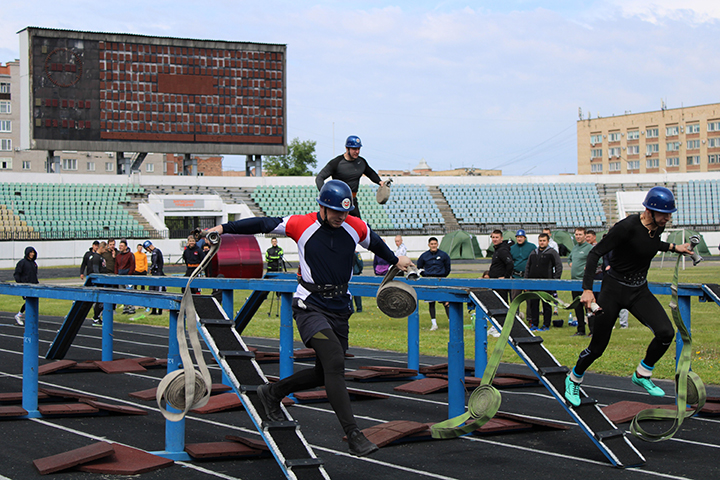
[{"x1": 33, "y1": 441, "x2": 114, "y2": 475}]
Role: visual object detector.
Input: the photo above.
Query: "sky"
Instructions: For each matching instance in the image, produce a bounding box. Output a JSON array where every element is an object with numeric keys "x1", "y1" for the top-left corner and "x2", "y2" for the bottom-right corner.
[{"x1": 2, "y1": 1, "x2": 720, "y2": 176}]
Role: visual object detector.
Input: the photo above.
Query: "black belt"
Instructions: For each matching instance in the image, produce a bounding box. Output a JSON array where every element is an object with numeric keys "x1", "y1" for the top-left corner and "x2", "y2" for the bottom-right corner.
[{"x1": 298, "y1": 277, "x2": 348, "y2": 298}]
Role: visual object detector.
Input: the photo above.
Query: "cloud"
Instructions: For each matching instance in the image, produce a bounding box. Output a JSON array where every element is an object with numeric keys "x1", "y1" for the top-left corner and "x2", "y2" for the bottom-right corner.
[{"x1": 610, "y1": 0, "x2": 720, "y2": 24}]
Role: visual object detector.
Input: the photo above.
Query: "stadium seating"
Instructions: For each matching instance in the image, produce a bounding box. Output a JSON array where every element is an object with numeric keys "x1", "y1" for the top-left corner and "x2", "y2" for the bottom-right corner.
[
  {"x1": 0, "y1": 183, "x2": 147, "y2": 240},
  {"x1": 251, "y1": 184, "x2": 445, "y2": 232},
  {"x1": 439, "y1": 182, "x2": 606, "y2": 228},
  {"x1": 674, "y1": 180, "x2": 720, "y2": 227}
]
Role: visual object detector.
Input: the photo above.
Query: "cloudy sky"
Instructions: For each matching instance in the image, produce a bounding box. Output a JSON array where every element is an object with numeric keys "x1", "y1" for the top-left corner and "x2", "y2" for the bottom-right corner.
[{"x1": 2, "y1": 1, "x2": 719, "y2": 176}]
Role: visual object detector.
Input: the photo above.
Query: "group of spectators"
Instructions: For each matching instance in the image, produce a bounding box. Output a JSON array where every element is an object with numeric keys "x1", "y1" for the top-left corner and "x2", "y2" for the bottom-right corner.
[{"x1": 79, "y1": 238, "x2": 166, "y2": 324}]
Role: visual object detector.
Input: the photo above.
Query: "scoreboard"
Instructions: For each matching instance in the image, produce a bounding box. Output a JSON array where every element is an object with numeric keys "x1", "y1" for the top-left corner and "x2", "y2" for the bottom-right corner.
[{"x1": 19, "y1": 27, "x2": 287, "y2": 155}]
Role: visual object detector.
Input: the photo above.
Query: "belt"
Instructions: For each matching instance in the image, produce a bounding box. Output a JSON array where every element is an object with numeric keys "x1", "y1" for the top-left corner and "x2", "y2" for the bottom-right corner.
[{"x1": 297, "y1": 277, "x2": 348, "y2": 298}]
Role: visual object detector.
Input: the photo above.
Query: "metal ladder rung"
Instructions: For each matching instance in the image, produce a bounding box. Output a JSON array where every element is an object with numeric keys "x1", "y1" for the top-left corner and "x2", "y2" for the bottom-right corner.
[
  {"x1": 513, "y1": 336, "x2": 543, "y2": 346},
  {"x1": 538, "y1": 365, "x2": 569, "y2": 375},
  {"x1": 286, "y1": 458, "x2": 324, "y2": 468},
  {"x1": 596, "y1": 429, "x2": 625, "y2": 440}
]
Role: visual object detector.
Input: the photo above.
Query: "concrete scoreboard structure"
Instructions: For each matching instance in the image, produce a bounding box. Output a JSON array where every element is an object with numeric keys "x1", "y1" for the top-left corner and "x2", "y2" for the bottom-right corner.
[{"x1": 19, "y1": 27, "x2": 287, "y2": 156}]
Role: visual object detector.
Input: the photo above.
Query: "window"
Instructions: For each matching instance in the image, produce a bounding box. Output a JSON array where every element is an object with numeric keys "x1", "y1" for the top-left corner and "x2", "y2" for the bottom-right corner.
[
  {"x1": 709, "y1": 154, "x2": 720, "y2": 164},
  {"x1": 87, "y1": 161, "x2": 95, "y2": 171},
  {"x1": 687, "y1": 139, "x2": 701, "y2": 150},
  {"x1": 62, "y1": 158, "x2": 77, "y2": 171},
  {"x1": 666, "y1": 126, "x2": 679, "y2": 136},
  {"x1": 609, "y1": 161, "x2": 621, "y2": 172},
  {"x1": 608, "y1": 147, "x2": 621, "y2": 157},
  {"x1": 709, "y1": 138, "x2": 720, "y2": 148},
  {"x1": 666, "y1": 142, "x2": 681, "y2": 151},
  {"x1": 708, "y1": 121, "x2": 720, "y2": 132},
  {"x1": 22, "y1": 161, "x2": 31, "y2": 170},
  {"x1": 174, "y1": 163, "x2": 179, "y2": 174},
  {"x1": 646, "y1": 158, "x2": 659, "y2": 168},
  {"x1": 105, "y1": 162, "x2": 114, "y2": 172},
  {"x1": 627, "y1": 130, "x2": 640, "y2": 140},
  {"x1": 0, "y1": 120, "x2": 10, "y2": 132},
  {"x1": 590, "y1": 134, "x2": 603, "y2": 145},
  {"x1": 627, "y1": 145, "x2": 639, "y2": 155},
  {"x1": 608, "y1": 132, "x2": 621, "y2": 142},
  {"x1": 0, "y1": 138, "x2": 11, "y2": 151},
  {"x1": 687, "y1": 155, "x2": 701, "y2": 165},
  {"x1": 0, "y1": 83, "x2": 10, "y2": 94},
  {"x1": 591, "y1": 148, "x2": 603, "y2": 159},
  {"x1": 146, "y1": 163, "x2": 154, "y2": 173},
  {"x1": 0, "y1": 158, "x2": 11, "y2": 170},
  {"x1": 646, "y1": 128, "x2": 659, "y2": 138},
  {"x1": 0, "y1": 101, "x2": 10, "y2": 114},
  {"x1": 591, "y1": 163, "x2": 603, "y2": 173},
  {"x1": 667, "y1": 157, "x2": 679, "y2": 167},
  {"x1": 628, "y1": 160, "x2": 640, "y2": 170},
  {"x1": 646, "y1": 143, "x2": 659, "y2": 155},
  {"x1": 687, "y1": 124, "x2": 700, "y2": 134}
]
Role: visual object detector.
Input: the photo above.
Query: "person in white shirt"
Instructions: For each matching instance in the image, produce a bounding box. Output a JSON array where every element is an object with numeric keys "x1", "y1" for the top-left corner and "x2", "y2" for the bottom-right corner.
[{"x1": 394, "y1": 235, "x2": 407, "y2": 257}]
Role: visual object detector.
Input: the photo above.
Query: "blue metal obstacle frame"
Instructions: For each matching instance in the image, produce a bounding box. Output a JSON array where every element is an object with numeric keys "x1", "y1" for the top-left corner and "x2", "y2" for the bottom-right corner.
[{"x1": 0, "y1": 273, "x2": 714, "y2": 461}]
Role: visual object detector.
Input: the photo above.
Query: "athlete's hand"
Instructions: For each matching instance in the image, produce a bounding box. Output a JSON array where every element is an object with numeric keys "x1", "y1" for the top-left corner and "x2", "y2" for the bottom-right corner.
[
  {"x1": 206, "y1": 225, "x2": 224, "y2": 235},
  {"x1": 580, "y1": 289, "x2": 596, "y2": 310},
  {"x1": 674, "y1": 243, "x2": 691, "y2": 254},
  {"x1": 395, "y1": 255, "x2": 413, "y2": 271}
]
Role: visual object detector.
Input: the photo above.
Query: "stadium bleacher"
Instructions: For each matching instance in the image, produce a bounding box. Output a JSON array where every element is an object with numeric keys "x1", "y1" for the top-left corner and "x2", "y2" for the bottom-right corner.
[
  {"x1": 440, "y1": 182, "x2": 607, "y2": 228},
  {"x1": 0, "y1": 183, "x2": 147, "y2": 240},
  {"x1": 674, "y1": 180, "x2": 720, "y2": 227}
]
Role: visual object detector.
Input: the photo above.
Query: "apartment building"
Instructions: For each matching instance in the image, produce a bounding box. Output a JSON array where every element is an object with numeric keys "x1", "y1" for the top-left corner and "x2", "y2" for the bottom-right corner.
[
  {"x1": 577, "y1": 103, "x2": 720, "y2": 175},
  {"x1": 0, "y1": 60, "x2": 165, "y2": 175}
]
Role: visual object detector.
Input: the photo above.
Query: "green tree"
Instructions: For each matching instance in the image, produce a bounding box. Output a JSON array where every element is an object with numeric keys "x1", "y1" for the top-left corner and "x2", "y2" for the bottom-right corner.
[{"x1": 265, "y1": 138, "x2": 317, "y2": 176}]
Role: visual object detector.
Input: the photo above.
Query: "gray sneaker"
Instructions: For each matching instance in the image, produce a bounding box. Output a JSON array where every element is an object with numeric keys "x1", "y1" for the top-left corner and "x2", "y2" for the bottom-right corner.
[{"x1": 14, "y1": 312, "x2": 24, "y2": 326}]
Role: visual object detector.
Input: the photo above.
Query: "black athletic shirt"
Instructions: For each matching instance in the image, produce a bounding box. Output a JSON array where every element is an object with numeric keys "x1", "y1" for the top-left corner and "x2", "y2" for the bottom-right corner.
[
  {"x1": 315, "y1": 154, "x2": 382, "y2": 192},
  {"x1": 582, "y1": 214, "x2": 671, "y2": 289}
]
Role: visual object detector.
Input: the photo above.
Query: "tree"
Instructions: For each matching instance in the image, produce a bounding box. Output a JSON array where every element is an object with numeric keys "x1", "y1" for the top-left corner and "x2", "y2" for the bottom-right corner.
[{"x1": 264, "y1": 138, "x2": 317, "y2": 176}]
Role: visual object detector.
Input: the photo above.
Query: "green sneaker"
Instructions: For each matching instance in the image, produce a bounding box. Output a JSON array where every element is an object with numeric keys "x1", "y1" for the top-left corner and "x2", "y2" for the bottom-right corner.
[
  {"x1": 564, "y1": 375, "x2": 581, "y2": 407},
  {"x1": 632, "y1": 372, "x2": 665, "y2": 396}
]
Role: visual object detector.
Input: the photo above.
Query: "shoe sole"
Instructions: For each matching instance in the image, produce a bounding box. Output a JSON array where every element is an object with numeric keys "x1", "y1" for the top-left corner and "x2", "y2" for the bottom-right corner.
[
  {"x1": 350, "y1": 443, "x2": 379, "y2": 457},
  {"x1": 257, "y1": 385, "x2": 285, "y2": 422}
]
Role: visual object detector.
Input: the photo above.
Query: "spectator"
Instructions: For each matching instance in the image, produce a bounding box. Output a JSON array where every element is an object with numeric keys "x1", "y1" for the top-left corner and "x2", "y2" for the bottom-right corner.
[
  {"x1": 373, "y1": 253, "x2": 390, "y2": 276},
  {"x1": 525, "y1": 233, "x2": 562, "y2": 331},
  {"x1": 101, "y1": 239, "x2": 118, "y2": 274},
  {"x1": 266, "y1": 237, "x2": 284, "y2": 272},
  {"x1": 133, "y1": 243, "x2": 148, "y2": 291},
  {"x1": 80, "y1": 240, "x2": 99, "y2": 281},
  {"x1": 182, "y1": 235, "x2": 205, "y2": 294},
  {"x1": 542, "y1": 227, "x2": 560, "y2": 253},
  {"x1": 88, "y1": 242, "x2": 109, "y2": 326},
  {"x1": 488, "y1": 229, "x2": 513, "y2": 303},
  {"x1": 417, "y1": 237, "x2": 452, "y2": 331},
  {"x1": 13, "y1": 246, "x2": 39, "y2": 326},
  {"x1": 394, "y1": 235, "x2": 407, "y2": 257},
  {"x1": 115, "y1": 239, "x2": 136, "y2": 315},
  {"x1": 510, "y1": 229, "x2": 536, "y2": 308},
  {"x1": 144, "y1": 240, "x2": 165, "y2": 316},
  {"x1": 352, "y1": 251, "x2": 364, "y2": 313},
  {"x1": 568, "y1": 227, "x2": 593, "y2": 336}
]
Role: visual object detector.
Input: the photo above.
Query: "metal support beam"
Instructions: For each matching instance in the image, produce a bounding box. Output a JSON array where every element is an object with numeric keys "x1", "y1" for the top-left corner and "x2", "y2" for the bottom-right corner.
[
  {"x1": 245, "y1": 154, "x2": 262, "y2": 176},
  {"x1": 22, "y1": 297, "x2": 41, "y2": 418},
  {"x1": 46, "y1": 150, "x2": 59, "y2": 173},
  {"x1": 183, "y1": 153, "x2": 197, "y2": 176},
  {"x1": 129, "y1": 152, "x2": 148, "y2": 174}
]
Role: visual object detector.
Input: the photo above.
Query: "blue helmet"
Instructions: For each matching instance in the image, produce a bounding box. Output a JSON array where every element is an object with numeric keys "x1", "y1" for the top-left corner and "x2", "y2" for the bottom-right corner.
[
  {"x1": 318, "y1": 180, "x2": 354, "y2": 212},
  {"x1": 143, "y1": 240, "x2": 153, "y2": 249},
  {"x1": 643, "y1": 186, "x2": 677, "y2": 213},
  {"x1": 515, "y1": 229, "x2": 526, "y2": 237},
  {"x1": 345, "y1": 135, "x2": 362, "y2": 149}
]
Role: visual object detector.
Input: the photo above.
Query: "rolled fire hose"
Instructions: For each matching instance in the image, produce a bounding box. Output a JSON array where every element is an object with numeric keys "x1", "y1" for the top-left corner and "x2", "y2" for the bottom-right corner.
[
  {"x1": 376, "y1": 264, "x2": 420, "y2": 318},
  {"x1": 156, "y1": 231, "x2": 221, "y2": 421}
]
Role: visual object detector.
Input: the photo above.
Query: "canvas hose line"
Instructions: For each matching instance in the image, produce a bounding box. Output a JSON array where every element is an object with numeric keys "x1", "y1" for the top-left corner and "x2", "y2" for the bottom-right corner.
[
  {"x1": 156, "y1": 232, "x2": 221, "y2": 421},
  {"x1": 629, "y1": 254, "x2": 706, "y2": 442},
  {"x1": 432, "y1": 291, "x2": 582, "y2": 439}
]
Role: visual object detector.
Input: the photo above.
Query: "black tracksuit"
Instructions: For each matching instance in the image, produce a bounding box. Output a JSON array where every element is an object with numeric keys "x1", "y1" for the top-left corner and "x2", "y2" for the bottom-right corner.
[
  {"x1": 14, "y1": 247, "x2": 39, "y2": 314},
  {"x1": 315, "y1": 154, "x2": 382, "y2": 218},
  {"x1": 489, "y1": 240, "x2": 513, "y2": 302}
]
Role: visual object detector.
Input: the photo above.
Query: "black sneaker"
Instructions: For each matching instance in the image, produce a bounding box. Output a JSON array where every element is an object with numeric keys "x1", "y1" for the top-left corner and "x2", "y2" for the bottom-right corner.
[
  {"x1": 257, "y1": 384, "x2": 284, "y2": 422},
  {"x1": 347, "y1": 429, "x2": 378, "y2": 456},
  {"x1": 92, "y1": 318, "x2": 103, "y2": 327}
]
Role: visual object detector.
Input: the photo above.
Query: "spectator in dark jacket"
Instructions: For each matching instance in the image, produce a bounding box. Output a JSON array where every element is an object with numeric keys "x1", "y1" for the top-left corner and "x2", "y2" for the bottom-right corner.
[
  {"x1": 115, "y1": 240, "x2": 136, "y2": 314},
  {"x1": 417, "y1": 237, "x2": 452, "y2": 331},
  {"x1": 13, "y1": 246, "x2": 39, "y2": 326},
  {"x1": 144, "y1": 240, "x2": 165, "y2": 316},
  {"x1": 88, "y1": 242, "x2": 109, "y2": 325},
  {"x1": 524, "y1": 233, "x2": 563, "y2": 331},
  {"x1": 182, "y1": 235, "x2": 205, "y2": 294},
  {"x1": 80, "y1": 241, "x2": 100, "y2": 280},
  {"x1": 488, "y1": 229, "x2": 513, "y2": 303}
]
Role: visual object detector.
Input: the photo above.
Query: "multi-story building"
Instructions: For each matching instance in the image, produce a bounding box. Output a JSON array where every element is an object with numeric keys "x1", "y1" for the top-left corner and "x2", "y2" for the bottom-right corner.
[
  {"x1": 577, "y1": 103, "x2": 720, "y2": 175},
  {"x1": 0, "y1": 60, "x2": 165, "y2": 175}
]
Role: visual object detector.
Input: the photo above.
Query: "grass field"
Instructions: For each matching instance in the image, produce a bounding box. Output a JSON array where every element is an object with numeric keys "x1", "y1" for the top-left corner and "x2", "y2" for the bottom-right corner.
[{"x1": 2, "y1": 259, "x2": 719, "y2": 385}]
